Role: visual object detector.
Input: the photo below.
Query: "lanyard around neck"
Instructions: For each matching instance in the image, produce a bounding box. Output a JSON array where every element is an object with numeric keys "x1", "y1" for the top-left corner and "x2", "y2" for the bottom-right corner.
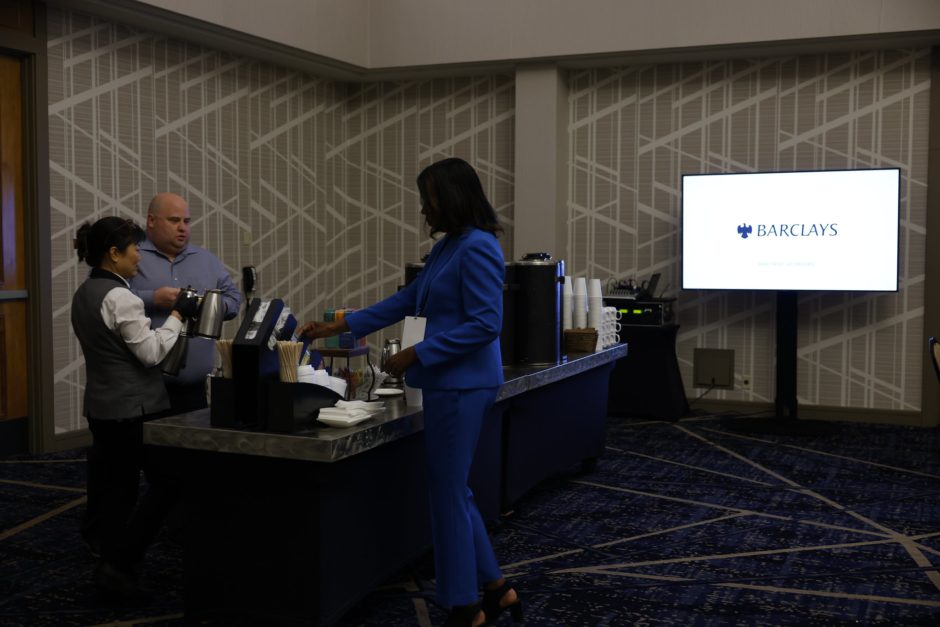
[{"x1": 416, "y1": 236, "x2": 453, "y2": 316}]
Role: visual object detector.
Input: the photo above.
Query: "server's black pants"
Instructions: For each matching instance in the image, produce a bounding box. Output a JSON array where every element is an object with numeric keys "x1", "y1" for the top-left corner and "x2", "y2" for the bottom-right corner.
[{"x1": 82, "y1": 415, "x2": 180, "y2": 571}]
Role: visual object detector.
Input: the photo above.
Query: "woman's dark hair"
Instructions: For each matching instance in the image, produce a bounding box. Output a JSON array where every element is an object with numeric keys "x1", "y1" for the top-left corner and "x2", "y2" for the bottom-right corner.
[
  {"x1": 75, "y1": 216, "x2": 145, "y2": 267},
  {"x1": 417, "y1": 157, "x2": 503, "y2": 237}
]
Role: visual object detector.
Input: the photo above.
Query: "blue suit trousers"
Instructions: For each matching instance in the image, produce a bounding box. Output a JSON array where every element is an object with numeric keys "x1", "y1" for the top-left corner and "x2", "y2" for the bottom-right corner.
[{"x1": 422, "y1": 387, "x2": 502, "y2": 607}]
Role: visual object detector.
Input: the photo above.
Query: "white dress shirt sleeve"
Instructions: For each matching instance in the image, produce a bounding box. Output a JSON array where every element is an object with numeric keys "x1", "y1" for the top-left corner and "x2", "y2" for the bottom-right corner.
[{"x1": 100, "y1": 286, "x2": 183, "y2": 367}]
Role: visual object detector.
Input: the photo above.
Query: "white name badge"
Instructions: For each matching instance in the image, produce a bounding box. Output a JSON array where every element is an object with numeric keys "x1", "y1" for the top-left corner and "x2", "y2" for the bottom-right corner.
[
  {"x1": 402, "y1": 316, "x2": 426, "y2": 348},
  {"x1": 402, "y1": 316, "x2": 426, "y2": 406}
]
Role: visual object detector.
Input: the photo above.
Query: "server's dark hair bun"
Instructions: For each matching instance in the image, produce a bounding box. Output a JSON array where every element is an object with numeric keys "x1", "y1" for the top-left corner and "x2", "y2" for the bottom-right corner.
[
  {"x1": 74, "y1": 223, "x2": 93, "y2": 263},
  {"x1": 74, "y1": 217, "x2": 145, "y2": 267}
]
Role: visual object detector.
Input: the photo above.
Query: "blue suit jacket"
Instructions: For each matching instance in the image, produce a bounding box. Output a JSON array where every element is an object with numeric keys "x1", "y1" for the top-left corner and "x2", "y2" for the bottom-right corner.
[{"x1": 346, "y1": 228, "x2": 505, "y2": 390}]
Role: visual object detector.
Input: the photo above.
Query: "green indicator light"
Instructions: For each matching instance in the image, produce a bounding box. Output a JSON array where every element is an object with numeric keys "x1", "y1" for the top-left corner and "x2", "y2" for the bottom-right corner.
[{"x1": 633, "y1": 309, "x2": 642, "y2": 314}]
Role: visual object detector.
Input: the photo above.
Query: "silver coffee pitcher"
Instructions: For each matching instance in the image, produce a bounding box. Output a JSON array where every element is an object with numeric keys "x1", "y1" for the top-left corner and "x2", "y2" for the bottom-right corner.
[
  {"x1": 162, "y1": 330, "x2": 190, "y2": 376},
  {"x1": 177, "y1": 287, "x2": 200, "y2": 337},
  {"x1": 162, "y1": 287, "x2": 224, "y2": 376},
  {"x1": 195, "y1": 289, "x2": 225, "y2": 339},
  {"x1": 381, "y1": 338, "x2": 402, "y2": 386}
]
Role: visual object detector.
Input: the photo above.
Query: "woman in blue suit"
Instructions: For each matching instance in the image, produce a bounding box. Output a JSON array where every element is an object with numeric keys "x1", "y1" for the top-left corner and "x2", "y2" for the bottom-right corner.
[{"x1": 300, "y1": 158, "x2": 521, "y2": 626}]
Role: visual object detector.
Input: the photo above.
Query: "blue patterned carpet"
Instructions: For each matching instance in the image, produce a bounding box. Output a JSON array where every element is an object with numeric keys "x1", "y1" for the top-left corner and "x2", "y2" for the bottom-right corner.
[{"x1": 3, "y1": 414, "x2": 940, "y2": 626}]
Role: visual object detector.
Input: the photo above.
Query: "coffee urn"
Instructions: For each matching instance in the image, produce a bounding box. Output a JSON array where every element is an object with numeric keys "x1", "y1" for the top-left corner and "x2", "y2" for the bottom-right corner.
[
  {"x1": 499, "y1": 263, "x2": 518, "y2": 365},
  {"x1": 404, "y1": 253, "x2": 430, "y2": 288},
  {"x1": 512, "y1": 253, "x2": 564, "y2": 365}
]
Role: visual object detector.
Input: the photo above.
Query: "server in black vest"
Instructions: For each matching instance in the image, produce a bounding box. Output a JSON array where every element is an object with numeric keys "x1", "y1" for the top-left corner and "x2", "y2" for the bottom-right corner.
[{"x1": 72, "y1": 217, "x2": 198, "y2": 601}]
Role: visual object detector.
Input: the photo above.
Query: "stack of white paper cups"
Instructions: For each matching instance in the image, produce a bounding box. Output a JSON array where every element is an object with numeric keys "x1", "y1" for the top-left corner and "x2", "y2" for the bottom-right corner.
[
  {"x1": 585, "y1": 279, "x2": 603, "y2": 351},
  {"x1": 588, "y1": 279, "x2": 604, "y2": 330},
  {"x1": 562, "y1": 276, "x2": 573, "y2": 330},
  {"x1": 573, "y1": 277, "x2": 587, "y2": 328}
]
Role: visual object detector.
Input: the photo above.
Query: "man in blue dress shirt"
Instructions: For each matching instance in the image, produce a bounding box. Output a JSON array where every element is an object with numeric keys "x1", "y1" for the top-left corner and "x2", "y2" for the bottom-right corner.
[{"x1": 130, "y1": 193, "x2": 241, "y2": 413}]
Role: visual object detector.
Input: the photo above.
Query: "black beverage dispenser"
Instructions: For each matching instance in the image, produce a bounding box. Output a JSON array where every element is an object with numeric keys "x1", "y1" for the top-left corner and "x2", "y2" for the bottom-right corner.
[
  {"x1": 512, "y1": 253, "x2": 564, "y2": 366},
  {"x1": 403, "y1": 252, "x2": 430, "y2": 287},
  {"x1": 404, "y1": 261, "x2": 425, "y2": 287},
  {"x1": 212, "y1": 298, "x2": 296, "y2": 429},
  {"x1": 500, "y1": 263, "x2": 518, "y2": 365}
]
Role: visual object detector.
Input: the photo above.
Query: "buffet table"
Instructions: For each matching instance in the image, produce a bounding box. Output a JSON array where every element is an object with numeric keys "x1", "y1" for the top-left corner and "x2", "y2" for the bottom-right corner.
[{"x1": 144, "y1": 344, "x2": 626, "y2": 626}]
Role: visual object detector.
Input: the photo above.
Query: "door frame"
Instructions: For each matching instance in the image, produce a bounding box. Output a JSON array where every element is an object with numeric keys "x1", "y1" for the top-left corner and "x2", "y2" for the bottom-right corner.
[{"x1": 2, "y1": 2, "x2": 86, "y2": 452}]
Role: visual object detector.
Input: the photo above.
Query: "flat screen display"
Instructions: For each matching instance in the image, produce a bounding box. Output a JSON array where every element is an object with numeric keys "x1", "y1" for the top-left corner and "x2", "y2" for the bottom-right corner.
[{"x1": 681, "y1": 168, "x2": 900, "y2": 291}]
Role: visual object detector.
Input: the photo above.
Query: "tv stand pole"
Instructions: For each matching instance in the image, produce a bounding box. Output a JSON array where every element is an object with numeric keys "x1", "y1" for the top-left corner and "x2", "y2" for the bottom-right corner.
[
  {"x1": 730, "y1": 290, "x2": 838, "y2": 435},
  {"x1": 775, "y1": 290, "x2": 799, "y2": 419}
]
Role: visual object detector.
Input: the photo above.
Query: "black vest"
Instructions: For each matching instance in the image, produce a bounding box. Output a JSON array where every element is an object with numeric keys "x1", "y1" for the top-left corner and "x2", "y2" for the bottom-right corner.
[{"x1": 71, "y1": 270, "x2": 169, "y2": 419}]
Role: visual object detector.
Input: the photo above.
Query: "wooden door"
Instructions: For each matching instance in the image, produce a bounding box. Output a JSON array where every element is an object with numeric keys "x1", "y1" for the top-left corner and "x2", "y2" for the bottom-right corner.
[{"x1": 0, "y1": 54, "x2": 28, "y2": 422}]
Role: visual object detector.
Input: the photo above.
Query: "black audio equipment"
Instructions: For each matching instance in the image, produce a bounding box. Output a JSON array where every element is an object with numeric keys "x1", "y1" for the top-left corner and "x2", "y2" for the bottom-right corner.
[{"x1": 603, "y1": 296, "x2": 674, "y2": 328}]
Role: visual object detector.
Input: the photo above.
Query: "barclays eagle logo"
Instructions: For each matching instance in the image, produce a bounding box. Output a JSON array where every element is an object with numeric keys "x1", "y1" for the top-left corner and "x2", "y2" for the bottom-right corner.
[{"x1": 737, "y1": 223, "x2": 753, "y2": 239}]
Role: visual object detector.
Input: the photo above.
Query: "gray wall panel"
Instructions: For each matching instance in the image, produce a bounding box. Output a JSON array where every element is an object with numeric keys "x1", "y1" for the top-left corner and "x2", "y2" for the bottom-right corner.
[
  {"x1": 47, "y1": 8, "x2": 515, "y2": 433},
  {"x1": 568, "y1": 51, "x2": 929, "y2": 410}
]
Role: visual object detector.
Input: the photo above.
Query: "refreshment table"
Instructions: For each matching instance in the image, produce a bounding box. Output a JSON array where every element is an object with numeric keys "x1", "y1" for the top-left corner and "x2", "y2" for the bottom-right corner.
[{"x1": 144, "y1": 344, "x2": 626, "y2": 626}]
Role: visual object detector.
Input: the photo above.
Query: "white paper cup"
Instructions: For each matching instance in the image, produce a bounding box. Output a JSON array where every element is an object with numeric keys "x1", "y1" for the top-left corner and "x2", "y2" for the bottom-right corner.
[
  {"x1": 588, "y1": 278, "x2": 603, "y2": 299},
  {"x1": 588, "y1": 296, "x2": 604, "y2": 328},
  {"x1": 404, "y1": 383, "x2": 422, "y2": 407},
  {"x1": 562, "y1": 294, "x2": 573, "y2": 330},
  {"x1": 573, "y1": 294, "x2": 587, "y2": 328},
  {"x1": 574, "y1": 276, "x2": 587, "y2": 297}
]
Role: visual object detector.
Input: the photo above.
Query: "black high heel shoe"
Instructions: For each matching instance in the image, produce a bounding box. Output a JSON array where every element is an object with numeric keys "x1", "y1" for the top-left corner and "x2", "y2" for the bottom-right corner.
[
  {"x1": 481, "y1": 581, "x2": 523, "y2": 624},
  {"x1": 443, "y1": 602, "x2": 485, "y2": 627}
]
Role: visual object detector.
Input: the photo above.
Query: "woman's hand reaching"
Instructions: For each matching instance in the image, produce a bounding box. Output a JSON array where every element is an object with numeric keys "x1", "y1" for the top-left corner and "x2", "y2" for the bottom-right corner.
[
  {"x1": 297, "y1": 319, "x2": 349, "y2": 339},
  {"x1": 383, "y1": 346, "x2": 418, "y2": 378}
]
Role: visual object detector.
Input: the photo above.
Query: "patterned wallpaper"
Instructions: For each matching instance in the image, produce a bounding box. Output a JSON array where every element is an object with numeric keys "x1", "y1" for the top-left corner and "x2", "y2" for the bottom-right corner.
[
  {"x1": 46, "y1": 6, "x2": 929, "y2": 431},
  {"x1": 47, "y1": 9, "x2": 515, "y2": 433},
  {"x1": 567, "y1": 51, "x2": 930, "y2": 410}
]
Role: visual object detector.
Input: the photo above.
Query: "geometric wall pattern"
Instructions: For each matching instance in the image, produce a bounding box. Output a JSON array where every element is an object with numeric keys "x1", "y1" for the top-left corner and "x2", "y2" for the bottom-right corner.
[
  {"x1": 47, "y1": 8, "x2": 515, "y2": 433},
  {"x1": 568, "y1": 50, "x2": 930, "y2": 411}
]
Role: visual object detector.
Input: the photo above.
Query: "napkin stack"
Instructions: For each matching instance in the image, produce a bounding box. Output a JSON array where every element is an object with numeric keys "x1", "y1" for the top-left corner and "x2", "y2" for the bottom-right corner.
[
  {"x1": 316, "y1": 400, "x2": 386, "y2": 427},
  {"x1": 297, "y1": 366, "x2": 348, "y2": 397}
]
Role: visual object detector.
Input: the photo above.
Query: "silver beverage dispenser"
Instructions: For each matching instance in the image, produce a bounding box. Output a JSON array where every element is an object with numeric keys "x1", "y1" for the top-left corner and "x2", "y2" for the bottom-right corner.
[
  {"x1": 194, "y1": 289, "x2": 225, "y2": 338},
  {"x1": 381, "y1": 338, "x2": 403, "y2": 386},
  {"x1": 162, "y1": 288, "x2": 226, "y2": 376},
  {"x1": 511, "y1": 253, "x2": 564, "y2": 366}
]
